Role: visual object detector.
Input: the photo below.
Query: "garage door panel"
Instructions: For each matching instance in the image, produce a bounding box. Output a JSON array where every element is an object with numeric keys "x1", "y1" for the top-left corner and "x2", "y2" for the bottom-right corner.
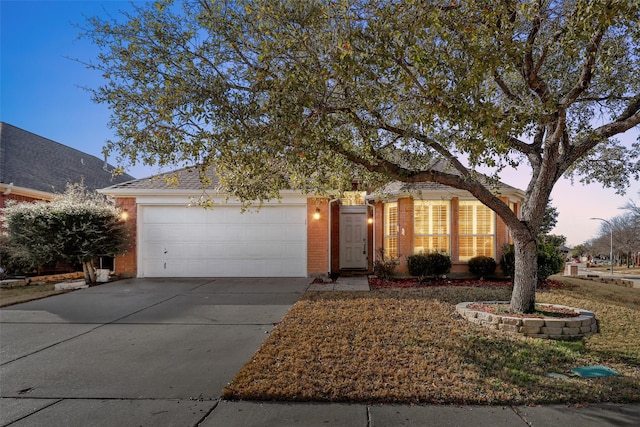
[
  {"x1": 151, "y1": 226, "x2": 187, "y2": 242},
  {"x1": 183, "y1": 243, "x2": 207, "y2": 258},
  {"x1": 142, "y1": 242, "x2": 168, "y2": 258},
  {"x1": 143, "y1": 260, "x2": 184, "y2": 276},
  {"x1": 140, "y1": 205, "x2": 307, "y2": 277},
  {"x1": 203, "y1": 224, "x2": 226, "y2": 238},
  {"x1": 182, "y1": 224, "x2": 206, "y2": 240},
  {"x1": 284, "y1": 209, "x2": 306, "y2": 224},
  {"x1": 145, "y1": 207, "x2": 187, "y2": 223},
  {"x1": 145, "y1": 224, "x2": 174, "y2": 242},
  {"x1": 224, "y1": 225, "x2": 246, "y2": 240},
  {"x1": 204, "y1": 243, "x2": 228, "y2": 258},
  {"x1": 245, "y1": 224, "x2": 266, "y2": 240}
]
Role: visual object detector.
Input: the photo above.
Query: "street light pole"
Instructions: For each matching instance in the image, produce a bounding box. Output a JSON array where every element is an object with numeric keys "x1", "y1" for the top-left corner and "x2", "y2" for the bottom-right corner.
[{"x1": 590, "y1": 217, "x2": 614, "y2": 275}]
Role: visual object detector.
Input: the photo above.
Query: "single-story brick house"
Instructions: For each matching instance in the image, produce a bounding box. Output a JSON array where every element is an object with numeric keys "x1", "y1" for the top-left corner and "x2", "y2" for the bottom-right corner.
[{"x1": 99, "y1": 164, "x2": 525, "y2": 278}]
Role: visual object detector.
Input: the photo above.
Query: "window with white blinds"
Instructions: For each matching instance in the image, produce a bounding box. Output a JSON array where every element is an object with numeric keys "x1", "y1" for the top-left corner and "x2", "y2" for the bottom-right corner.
[
  {"x1": 384, "y1": 202, "x2": 398, "y2": 259},
  {"x1": 414, "y1": 200, "x2": 450, "y2": 254},
  {"x1": 458, "y1": 200, "x2": 495, "y2": 261}
]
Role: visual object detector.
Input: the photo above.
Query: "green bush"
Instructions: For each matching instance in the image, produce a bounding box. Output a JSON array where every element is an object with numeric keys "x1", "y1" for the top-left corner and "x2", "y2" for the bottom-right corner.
[
  {"x1": 373, "y1": 259, "x2": 397, "y2": 280},
  {"x1": 537, "y1": 240, "x2": 565, "y2": 281},
  {"x1": 373, "y1": 248, "x2": 397, "y2": 280},
  {"x1": 468, "y1": 256, "x2": 497, "y2": 278},
  {"x1": 499, "y1": 242, "x2": 565, "y2": 283},
  {"x1": 499, "y1": 244, "x2": 516, "y2": 279},
  {"x1": 407, "y1": 252, "x2": 451, "y2": 279}
]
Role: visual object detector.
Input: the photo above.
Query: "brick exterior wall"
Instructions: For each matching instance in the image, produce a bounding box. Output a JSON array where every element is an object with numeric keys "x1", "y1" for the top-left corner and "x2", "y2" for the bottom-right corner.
[
  {"x1": 0, "y1": 193, "x2": 45, "y2": 208},
  {"x1": 396, "y1": 198, "x2": 414, "y2": 273},
  {"x1": 114, "y1": 198, "x2": 137, "y2": 277},
  {"x1": 307, "y1": 199, "x2": 329, "y2": 276},
  {"x1": 374, "y1": 202, "x2": 385, "y2": 261}
]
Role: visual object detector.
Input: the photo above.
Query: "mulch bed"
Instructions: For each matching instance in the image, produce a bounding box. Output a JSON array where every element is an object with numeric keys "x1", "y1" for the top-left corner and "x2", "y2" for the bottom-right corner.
[{"x1": 465, "y1": 302, "x2": 580, "y2": 318}]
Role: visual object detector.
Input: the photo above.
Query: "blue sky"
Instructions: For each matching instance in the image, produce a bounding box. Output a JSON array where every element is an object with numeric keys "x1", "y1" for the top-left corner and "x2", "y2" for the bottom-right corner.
[{"x1": 1, "y1": 0, "x2": 638, "y2": 246}]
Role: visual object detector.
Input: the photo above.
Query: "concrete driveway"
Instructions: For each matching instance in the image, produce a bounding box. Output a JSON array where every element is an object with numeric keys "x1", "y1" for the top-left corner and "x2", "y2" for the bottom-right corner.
[{"x1": 0, "y1": 278, "x2": 309, "y2": 426}]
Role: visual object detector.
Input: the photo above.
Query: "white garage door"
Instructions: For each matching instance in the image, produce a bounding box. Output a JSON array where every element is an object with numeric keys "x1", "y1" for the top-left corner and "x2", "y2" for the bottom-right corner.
[{"x1": 139, "y1": 205, "x2": 307, "y2": 277}]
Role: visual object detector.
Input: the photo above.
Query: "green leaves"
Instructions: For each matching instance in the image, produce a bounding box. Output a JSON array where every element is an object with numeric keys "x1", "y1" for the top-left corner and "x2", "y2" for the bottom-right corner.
[
  {"x1": 1, "y1": 184, "x2": 130, "y2": 271},
  {"x1": 81, "y1": 0, "x2": 639, "y2": 215}
]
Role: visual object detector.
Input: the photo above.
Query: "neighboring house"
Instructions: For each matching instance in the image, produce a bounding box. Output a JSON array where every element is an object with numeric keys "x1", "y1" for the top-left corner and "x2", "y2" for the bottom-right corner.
[
  {"x1": 0, "y1": 122, "x2": 136, "y2": 273},
  {"x1": 0, "y1": 122, "x2": 135, "y2": 207},
  {"x1": 99, "y1": 163, "x2": 525, "y2": 278}
]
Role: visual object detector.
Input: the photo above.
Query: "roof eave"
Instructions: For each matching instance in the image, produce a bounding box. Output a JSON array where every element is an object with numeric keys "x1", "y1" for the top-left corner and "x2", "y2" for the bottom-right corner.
[
  {"x1": 97, "y1": 187, "x2": 308, "y2": 199},
  {"x1": 0, "y1": 183, "x2": 55, "y2": 201}
]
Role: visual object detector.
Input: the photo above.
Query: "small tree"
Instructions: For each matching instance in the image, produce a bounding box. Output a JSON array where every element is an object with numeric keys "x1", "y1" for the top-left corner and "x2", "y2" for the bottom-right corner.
[{"x1": 1, "y1": 184, "x2": 129, "y2": 284}]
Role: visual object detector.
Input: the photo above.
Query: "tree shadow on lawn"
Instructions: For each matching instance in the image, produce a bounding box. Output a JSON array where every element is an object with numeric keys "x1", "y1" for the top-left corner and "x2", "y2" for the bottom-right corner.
[{"x1": 224, "y1": 288, "x2": 640, "y2": 404}]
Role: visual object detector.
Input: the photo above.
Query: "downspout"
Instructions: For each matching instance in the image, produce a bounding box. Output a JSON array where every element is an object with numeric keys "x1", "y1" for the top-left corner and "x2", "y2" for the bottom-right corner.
[{"x1": 328, "y1": 197, "x2": 339, "y2": 275}]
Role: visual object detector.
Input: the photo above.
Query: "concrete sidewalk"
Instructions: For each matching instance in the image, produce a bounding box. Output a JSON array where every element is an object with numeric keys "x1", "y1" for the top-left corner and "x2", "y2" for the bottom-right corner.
[{"x1": 1, "y1": 277, "x2": 638, "y2": 426}]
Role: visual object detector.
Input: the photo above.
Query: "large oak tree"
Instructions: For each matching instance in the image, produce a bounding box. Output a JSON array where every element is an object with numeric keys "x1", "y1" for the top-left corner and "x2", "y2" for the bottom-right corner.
[{"x1": 84, "y1": 0, "x2": 640, "y2": 312}]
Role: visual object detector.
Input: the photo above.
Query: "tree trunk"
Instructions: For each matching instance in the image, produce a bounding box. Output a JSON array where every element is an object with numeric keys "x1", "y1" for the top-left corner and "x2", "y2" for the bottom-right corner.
[
  {"x1": 82, "y1": 260, "x2": 96, "y2": 285},
  {"x1": 510, "y1": 234, "x2": 538, "y2": 313}
]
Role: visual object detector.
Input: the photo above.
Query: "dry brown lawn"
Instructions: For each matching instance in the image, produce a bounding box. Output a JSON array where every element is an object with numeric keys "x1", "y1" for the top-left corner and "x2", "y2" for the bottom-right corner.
[
  {"x1": 223, "y1": 278, "x2": 640, "y2": 405},
  {"x1": 0, "y1": 283, "x2": 68, "y2": 307}
]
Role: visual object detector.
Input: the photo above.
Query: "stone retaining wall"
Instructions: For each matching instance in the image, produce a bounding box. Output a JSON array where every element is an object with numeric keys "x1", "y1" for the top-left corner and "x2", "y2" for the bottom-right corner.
[
  {"x1": 0, "y1": 272, "x2": 84, "y2": 288},
  {"x1": 456, "y1": 301, "x2": 598, "y2": 339}
]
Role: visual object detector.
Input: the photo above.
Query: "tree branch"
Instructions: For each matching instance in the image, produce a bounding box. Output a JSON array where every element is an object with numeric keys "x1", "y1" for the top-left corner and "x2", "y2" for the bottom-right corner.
[
  {"x1": 559, "y1": 27, "x2": 605, "y2": 107},
  {"x1": 522, "y1": 12, "x2": 551, "y2": 103},
  {"x1": 564, "y1": 94, "x2": 640, "y2": 167},
  {"x1": 493, "y1": 72, "x2": 519, "y2": 102}
]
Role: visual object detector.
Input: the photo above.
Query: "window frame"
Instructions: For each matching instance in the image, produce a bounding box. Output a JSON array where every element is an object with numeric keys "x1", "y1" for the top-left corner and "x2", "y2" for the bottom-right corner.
[
  {"x1": 384, "y1": 202, "x2": 398, "y2": 259},
  {"x1": 458, "y1": 200, "x2": 495, "y2": 261},
  {"x1": 413, "y1": 200, "x2": 451, "y2": 255}
]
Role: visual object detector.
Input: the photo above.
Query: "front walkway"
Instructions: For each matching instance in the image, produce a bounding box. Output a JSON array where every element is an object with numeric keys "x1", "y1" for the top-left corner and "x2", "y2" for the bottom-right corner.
[{"x1": 307, "y1": 275, "x2": 370, "y2": 291}]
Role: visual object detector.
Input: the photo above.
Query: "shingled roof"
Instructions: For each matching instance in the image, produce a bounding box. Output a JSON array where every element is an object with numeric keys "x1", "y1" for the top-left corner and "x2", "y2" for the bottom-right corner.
[
  {"x1": 0, "y1": 122, "x2": 135, "y2": 195},
  {"x1": 373, "y1": 157, "x2": 524, "y2": 199},
  {"x1": 100, "y1": 156, "x2": 524, "y2": 199},
  {"x1": 101, "y1": 165, "x2": 219, "y2": 192}
]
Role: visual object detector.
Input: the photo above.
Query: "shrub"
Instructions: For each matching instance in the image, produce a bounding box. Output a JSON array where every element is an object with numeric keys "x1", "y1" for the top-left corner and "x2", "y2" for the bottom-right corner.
[
  {"x1": 374, "y1": 259, "x2": 397, "y2": 280},
  {"x1": 373, "y1": 248, "x2": 397, "y2": 280},
  {"x1": 499, "y1": 242, "x2": 565, "y2": 283},
  {"x1": 537, "y1": 240, "x2": 565, "y2": 281},
  {"x1": 1, "y1": 184, "x2": 129, "y2": 284},
  {"x1": 407, "y1": 252, "x2": 451, "y2": 279},
  {"x1": 499, "y1": 244, "x2": 516, "y2": 279},
  {"x1": 468, "y1": 256, "x2": 497, "y2": 278}
]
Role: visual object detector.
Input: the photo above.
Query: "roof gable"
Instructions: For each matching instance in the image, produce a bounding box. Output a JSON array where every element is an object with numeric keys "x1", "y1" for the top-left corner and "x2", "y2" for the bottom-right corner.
[
  {"x1": 0, "y1": 122, "x2": 135, "y2": 194},
  {"x1": 374, "y1": 158, "x2": 524, "y2": 200}
]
